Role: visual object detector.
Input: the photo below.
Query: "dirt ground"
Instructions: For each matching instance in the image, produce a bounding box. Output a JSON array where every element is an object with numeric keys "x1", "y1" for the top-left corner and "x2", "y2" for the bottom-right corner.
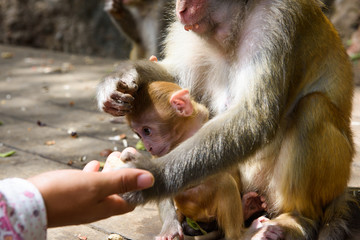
[{"x1": 0, "y1": 44, "x2": 360, "y2": 239}]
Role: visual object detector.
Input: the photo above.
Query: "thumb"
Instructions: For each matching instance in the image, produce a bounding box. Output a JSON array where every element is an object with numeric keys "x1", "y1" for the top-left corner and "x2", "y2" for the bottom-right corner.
[
  {"x1": 100, "y1": 168, "x2": 154, "y2": 196},
  {"x1": 83, "y1": 160, "x2": 101, "y2": 172}
]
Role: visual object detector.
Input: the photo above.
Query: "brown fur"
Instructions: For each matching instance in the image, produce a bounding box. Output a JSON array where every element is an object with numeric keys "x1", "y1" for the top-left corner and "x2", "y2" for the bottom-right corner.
[
  {"x1": 97, "y1": 0, "x2": 354, "y2": 239},
  {"x1": 127, "y1": 81, "x2": 244, "y2": 239}
]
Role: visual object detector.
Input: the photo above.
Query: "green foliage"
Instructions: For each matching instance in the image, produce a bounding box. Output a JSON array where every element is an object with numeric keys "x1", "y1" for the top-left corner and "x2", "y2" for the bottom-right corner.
[
  {"x1": 0, "y1": 150, "x2": 16, "y2": 158},
  {"x1": 135, "y1": 140, "x2": 146, "y2": 151}
]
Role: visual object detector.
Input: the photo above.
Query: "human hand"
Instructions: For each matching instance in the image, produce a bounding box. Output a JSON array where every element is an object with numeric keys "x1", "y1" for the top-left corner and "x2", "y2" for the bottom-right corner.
[
  {"x1": 28, "y1": 152, "x2": 154, "y2": 227},
  {"x1": 116, "y1": 147, "x2": 167, "y2": 204}
]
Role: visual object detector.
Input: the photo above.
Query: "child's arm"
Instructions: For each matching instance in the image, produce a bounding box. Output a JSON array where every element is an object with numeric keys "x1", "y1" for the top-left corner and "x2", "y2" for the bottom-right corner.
[{"x1": 0, "y1": 178, "x2": 47, "y2": 240}]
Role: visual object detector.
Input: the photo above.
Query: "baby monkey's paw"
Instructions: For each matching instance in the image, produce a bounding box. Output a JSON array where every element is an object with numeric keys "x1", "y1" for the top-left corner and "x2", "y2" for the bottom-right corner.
[
  {"x1": 156, "y1": 219, "x2": 184, "y2": 240},
  {"x1": 120, "y1": 147, "x2": 156, "y2": 171},
  {"x1": 97, "y1": 65, "x2": 139, "y2": 116},
  {"x1": 251, "y1": 217, "x2": 284, "y2": 240},
  {"x1": 120, "y1": 147, "x2": 145, "y2": 163},
  {"x1": 119, "y1": 147, "x2": 164, "y2": 205},
  {"x1": 104, "y1": 0, "x2": 125, "y2": 18}
]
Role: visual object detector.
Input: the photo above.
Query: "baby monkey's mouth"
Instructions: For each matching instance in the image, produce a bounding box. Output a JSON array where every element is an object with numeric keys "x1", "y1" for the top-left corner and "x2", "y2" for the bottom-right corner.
[{"x1": 152, "y1": 145, "x2": 169, "y2": 157}]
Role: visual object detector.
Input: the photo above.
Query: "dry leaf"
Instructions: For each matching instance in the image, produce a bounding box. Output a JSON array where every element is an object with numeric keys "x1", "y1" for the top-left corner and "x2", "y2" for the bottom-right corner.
[
  {"x1": 100, "y1": 149, "x2": 113, "y2": 157},
  {"x1": 37, "y1": 120, "x2": 47, "y2": 127},
  {"x1": 1, "y1": 52, "x2": 13, "y2": 59},
  {"x1": 45, "y1": 140, "x2": 56, "y2": 146},
  {"x1": 70, "y1": 131, "x2": 78, "y2": 138}
]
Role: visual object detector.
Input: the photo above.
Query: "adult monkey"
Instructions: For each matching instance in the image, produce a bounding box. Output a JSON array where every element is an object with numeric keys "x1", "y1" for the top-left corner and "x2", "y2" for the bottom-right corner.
[
  {"x1": 104, "y1": 0, "x2": 173, "y2": 60},
  {"x1": 97, "y1": 0, "x2": 354, "y2": 239}
]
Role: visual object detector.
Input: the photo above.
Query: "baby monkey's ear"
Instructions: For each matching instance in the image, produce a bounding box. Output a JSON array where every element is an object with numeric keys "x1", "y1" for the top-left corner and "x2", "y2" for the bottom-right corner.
[{"x1": 169, "y1": 89, "x2": 193, "y2": 117}]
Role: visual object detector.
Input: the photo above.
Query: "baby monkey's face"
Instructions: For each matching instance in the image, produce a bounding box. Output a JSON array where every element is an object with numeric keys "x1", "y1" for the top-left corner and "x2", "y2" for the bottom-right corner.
[{"x1": 130, "y1": 109, "x2": 173, "y2": 157}]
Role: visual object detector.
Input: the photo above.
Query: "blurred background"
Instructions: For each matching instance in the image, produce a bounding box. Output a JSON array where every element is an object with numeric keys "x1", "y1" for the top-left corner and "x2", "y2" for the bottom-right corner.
[{"x1": 0, "y1": 0, "x2": 131, "y2": 59}]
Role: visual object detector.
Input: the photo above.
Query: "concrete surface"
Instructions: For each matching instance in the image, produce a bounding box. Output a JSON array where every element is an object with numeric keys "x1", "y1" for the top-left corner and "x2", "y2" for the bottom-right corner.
[
  {"x1": 0, "y1": 44, "x2": 162, "y2": 240},
  {"x1": 0, "y1": 44, "x2": 359, "y2": 240}
]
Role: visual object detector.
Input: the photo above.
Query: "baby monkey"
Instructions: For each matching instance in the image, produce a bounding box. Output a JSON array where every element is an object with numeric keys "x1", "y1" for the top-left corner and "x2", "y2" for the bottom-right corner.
[{"x1": 123, "y1": 73, "x2": 268, "y2": 239}]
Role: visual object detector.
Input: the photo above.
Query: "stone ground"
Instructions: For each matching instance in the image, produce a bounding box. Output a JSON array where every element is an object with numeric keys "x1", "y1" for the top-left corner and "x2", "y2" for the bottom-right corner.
[{"x1": 0, "y1": 44, "x2": 359, "y2": 240}]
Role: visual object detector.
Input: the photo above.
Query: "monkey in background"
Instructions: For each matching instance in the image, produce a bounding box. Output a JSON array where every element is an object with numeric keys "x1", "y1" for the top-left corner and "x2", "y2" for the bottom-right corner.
[
  {"x1": 123, "y1": 78, "x2": 270, "y2": 240},
  {"x1": 97, "y1": 0, "x2": 354, "y2": 239},
  {"x1": 104, "y1": 0, "x2": 173, "y2": 60}
]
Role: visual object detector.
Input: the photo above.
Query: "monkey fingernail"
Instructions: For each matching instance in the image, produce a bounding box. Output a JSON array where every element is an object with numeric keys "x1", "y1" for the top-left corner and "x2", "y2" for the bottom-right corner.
[
  {"x1": 184, "y1": 25, "x2": 193, "y2": 31},
  {"x1": 149, "y1": 55, "x2": 158, "y2": 62},
  {"x1": 122, "y1": 94, "x2": 135, "y2": 102},
  {"x1": 117, "y1": 81, "x2": 129, "y2": 91}
]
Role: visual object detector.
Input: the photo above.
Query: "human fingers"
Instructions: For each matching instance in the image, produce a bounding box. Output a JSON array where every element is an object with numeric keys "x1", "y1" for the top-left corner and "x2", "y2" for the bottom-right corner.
[
  {"x1": 83, "y1": 160, "x2": 101, "y2": 172},
  {"x1": 97, "y1": 168, "x2": 154, "y2": 197},
  {"x1": 93, "y1": 194, "x2": 137, "y2": 218}
]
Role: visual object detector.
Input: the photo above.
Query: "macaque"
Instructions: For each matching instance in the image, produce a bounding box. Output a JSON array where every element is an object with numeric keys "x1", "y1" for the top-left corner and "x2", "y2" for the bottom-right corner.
[
  {"x1": 104, "y1": 0, "x2": 173, "y2": 60},
  {"x1": 124, "y1": 80, "x2": 268, "y2": 239},
  {"x1": 97, "y1": 0, "x2": 354, "y2": 239}
]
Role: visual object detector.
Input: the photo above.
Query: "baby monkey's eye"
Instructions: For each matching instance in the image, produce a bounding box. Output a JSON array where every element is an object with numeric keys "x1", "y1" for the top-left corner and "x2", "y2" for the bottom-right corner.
[{"x1": 143, "y1": 127, "x2": 151, "y2": 136}]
